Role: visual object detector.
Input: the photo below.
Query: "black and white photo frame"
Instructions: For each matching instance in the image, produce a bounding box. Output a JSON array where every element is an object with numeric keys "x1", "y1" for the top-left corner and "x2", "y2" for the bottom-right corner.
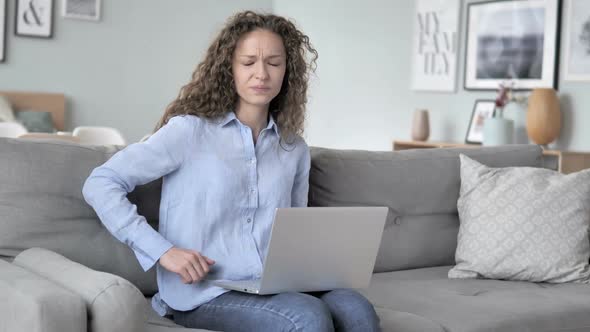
[
  {"x1": 15, "y1": 0, "x2": 54, "y2": 38},
  {"x1": 562, "y1": 0, "x2": 590, "y2": 81},
  {"x1": 62, "y1": 0, "x2": 101, "y2": 21},
  {"x1": 1, "y1": 0, "x2": 6, "y2": 62},
  {"x1": 465, "y1": 100, "x2": 495, "y2": 144},
  {"x1": 464, "y1": 0, "x2": 562, "y2": 90}
]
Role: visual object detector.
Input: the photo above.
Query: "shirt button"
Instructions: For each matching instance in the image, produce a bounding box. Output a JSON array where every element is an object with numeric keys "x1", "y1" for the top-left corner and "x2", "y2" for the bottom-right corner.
[
  {"x1": 247, "y1": 218, "x2": 252, "y2": 223},
  {"x1": 250, "y1": 189, "x2": 256, "y2": 194},
  {"x1": 250, "y1": 158, "x2": 256, "y2": 164}
]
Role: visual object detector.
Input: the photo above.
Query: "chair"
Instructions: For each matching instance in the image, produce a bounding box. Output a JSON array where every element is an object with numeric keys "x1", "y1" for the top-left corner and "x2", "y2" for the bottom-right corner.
[
  {"x1": 19, "y1": 133, "x2": 81, "y2": 143},
  {"x1": 72, "y1": 126, "x2": 127, "y2": 145},
  {"x1": 0, "y1": 122, "x2": 28, "y2": 138}
]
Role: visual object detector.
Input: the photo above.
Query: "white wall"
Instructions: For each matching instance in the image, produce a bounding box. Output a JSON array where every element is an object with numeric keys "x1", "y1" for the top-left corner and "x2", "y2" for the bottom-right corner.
[
  {"x1": 274, "y1": 0, "x2": 590, "y2": 151},
  {"x1": 2, "y1": 0, "x2": 589, "y2": 150},
  {"x1": 0, "y1": 0, "x2": 273, "y2": 142}
]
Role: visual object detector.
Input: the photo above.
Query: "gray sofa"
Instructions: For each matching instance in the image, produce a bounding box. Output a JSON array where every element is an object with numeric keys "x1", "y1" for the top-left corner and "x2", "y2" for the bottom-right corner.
[{"x1": 1, "y1": 137, "x2": 589, "y2": 332}]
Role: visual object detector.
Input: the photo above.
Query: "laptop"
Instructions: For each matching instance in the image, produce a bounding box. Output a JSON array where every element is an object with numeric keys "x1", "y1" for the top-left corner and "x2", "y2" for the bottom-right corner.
[{"x1": 211, "y1": 206, "x2": 388, "y2": 295}]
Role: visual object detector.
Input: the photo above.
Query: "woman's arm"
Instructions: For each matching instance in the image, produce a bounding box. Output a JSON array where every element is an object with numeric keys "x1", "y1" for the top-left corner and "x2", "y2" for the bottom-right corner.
[
  {"x1": 291, "y1": 142, "x2": 311, "y2": 207},
  {"x1": 82, "y1": 116, "x2": 193, "y2": 271}
]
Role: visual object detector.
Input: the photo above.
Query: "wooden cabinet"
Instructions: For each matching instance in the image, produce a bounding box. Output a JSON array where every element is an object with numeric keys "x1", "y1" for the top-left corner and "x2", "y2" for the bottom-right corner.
[{"x1": 392, "y1": 140, "x2": 590, "y2": 174}]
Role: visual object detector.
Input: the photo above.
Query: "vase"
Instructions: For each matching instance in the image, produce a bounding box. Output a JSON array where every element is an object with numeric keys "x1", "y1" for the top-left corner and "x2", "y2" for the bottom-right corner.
[
  {"x1": 411, "y1": 109, "x2": 429, "y2": 141},
  {"x1": 503, "y1": 103, "x2": 528, "y2": 144},
  {"x1": 483, "y1": 110, "x2": 514, "y2": 146},
  {"x1": 527, "y1": 88, "x2": 560, "y2": 145}
]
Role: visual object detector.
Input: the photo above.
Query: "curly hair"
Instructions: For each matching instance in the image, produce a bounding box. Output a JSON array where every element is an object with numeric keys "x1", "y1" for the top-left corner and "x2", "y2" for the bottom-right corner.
[{"x1": 155, "y1": 11, "x2": 318, "y2": 142}]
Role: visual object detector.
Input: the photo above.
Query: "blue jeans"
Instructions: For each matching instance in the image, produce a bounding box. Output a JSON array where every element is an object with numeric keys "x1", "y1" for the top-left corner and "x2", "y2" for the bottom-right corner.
[{"x1": 172, "y1": 289, "x2": 381, "y2": 332}]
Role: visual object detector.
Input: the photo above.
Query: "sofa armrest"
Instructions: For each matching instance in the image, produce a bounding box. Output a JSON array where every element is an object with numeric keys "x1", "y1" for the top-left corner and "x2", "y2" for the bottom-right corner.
[
  {"x1": 0, "y1": 260, "x2": 86, "y2": 332},
  {"x1": 13, "y1": 248, "x2": 147, "y2": 332}
]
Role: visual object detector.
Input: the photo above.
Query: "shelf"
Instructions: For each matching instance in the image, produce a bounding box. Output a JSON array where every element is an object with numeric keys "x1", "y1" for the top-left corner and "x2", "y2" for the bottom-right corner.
[{"x1": 392, "y1": 140, "x2": 590, "y2": 174}]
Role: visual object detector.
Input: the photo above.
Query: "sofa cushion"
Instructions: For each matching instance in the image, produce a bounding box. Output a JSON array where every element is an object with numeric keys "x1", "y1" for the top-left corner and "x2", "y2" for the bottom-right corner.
[
  {"x1": 361, "y1": 266, "x2": 590, "y2": 332},
  {"x1": 450, "y1": 155, "x2": 590, "y2": 283},
  {"x1": 0, "y1": 137, "x2": 161, "y2": 294},
  {"x1": 0, "y1": 259, "x2": 86, "y2": 332},
  {"x1": 14, "y1": 248, "x2": 146, "y2": 332},
  {"x1": 309, "y1": 145, "x2": 543, "y2": 272},
  {"x1": 15, "y1": 110, "x2": 55, "y2": 133}
]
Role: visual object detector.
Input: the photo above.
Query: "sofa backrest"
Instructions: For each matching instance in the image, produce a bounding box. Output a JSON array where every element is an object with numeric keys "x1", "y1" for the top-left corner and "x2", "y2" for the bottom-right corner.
[
  {"x1": 308, "y1": 145, "x2": 543, "y2": 273},
  {"x1": 0, "y1": 138, "x2": 161, "y2": 295},
  {"x1": 0, "y1": 137, "x2": 544, "y2": 292}
]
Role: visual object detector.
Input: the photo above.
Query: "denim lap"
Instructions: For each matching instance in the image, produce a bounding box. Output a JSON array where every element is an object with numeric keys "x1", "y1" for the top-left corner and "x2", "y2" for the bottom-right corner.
[
  {"x1": 316, "y1": 289, "x2": 381, "y2": 331},
  {"x1": 173, "y1": 289, "x2": 380, "y2": 332}
]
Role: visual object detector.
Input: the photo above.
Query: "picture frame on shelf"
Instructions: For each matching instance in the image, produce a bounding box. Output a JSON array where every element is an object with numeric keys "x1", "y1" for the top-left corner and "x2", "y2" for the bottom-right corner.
[
  {"x1": 411, "y1": 0, "x2": 461, "y2": 92},
  {"x1": 1, "y1": 0, "x2": 6, "y2": 62},
  {"x1": 464, "y1": 0, "x2": 562, "y2": 90},
  {"x1": 15, "y1": 0, "x2": 54, "y2": 38},
  {"x1": 562, "y1": 0, "x2": 590, "y2": 81},
  {"x1": 62, "y1": 0, "x2": 101, "y2": 21},
  {"x1": 465, "y1": 100, "x2": 495, "y2": 144}
]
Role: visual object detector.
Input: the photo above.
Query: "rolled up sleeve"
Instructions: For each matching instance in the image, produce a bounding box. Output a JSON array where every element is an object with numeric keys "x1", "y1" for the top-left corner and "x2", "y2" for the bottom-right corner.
[{"x1": 82, "y1": 116, "x2": 194, "y2": 271}]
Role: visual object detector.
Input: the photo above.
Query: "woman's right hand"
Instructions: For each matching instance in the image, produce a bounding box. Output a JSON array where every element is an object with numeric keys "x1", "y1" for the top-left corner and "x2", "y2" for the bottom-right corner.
[{"x1": 159, "y1": 247, "x2": 216, "y2": 284}]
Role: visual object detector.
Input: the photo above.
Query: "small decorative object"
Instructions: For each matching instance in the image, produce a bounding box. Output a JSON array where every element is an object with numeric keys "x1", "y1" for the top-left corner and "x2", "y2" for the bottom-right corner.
[
  {"x1": 15, "y1": 0, "x2": 54, "y2": 38},
  {"x1": 464, "y1": 0, "x2": 561, "y2": 90},
  {"x1": 482, "y1": 84, "x2": 515, "y2": 146},
  {"x1": 483, "y1": 117, "x2": 514, "y2": 146},
  {"x1": 563, "y1": 0, "x2": 590, "y2": 81},
  {"x1": 62, "y1": 0, "x2": 101, "y2": 21},
  {"x1": 15, "y1": 110, "x2": 55, "y2": 133},
  {"x1": 1, "y1": 0, "x2": 6, "y2": 62},
  {"x1": 411, "y1": 109, "x2": 430, "y2": 141},
  {"x1": 465, "y1": 100, "x2": 495, "y2": 144},
  {"x1": 527, "y1": 88, "x2": 561, "y2": 146},
  {"x1": 411, "y1": 0, "x2": 460, "y2": 92}
]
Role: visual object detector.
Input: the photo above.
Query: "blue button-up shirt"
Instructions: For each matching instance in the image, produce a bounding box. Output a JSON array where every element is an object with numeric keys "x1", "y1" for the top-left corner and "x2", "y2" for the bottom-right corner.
[{"x1": 82, "y1": 112, "x2": 310, "y2": 315}]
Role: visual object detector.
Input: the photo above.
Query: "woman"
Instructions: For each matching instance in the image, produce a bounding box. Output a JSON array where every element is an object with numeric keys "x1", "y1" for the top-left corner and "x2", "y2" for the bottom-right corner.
[{"x1": 83, "y1": 11, "x2": 380, "y2": 332}]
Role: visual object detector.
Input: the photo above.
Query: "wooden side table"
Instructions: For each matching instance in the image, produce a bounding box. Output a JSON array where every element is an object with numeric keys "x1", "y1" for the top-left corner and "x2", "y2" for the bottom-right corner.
[{"x1": 392, "y1": 140, "x2": 590, "y2": 174}]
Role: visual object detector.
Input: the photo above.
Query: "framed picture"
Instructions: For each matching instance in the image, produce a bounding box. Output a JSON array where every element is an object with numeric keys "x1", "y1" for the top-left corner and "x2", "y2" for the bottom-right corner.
[
  {"x1": 62, "y1": 0, "x2": 101, "y2": 21},
  {"x1": 464, "y1": 0, "x2": 562, "y2": 90},
  {"x1": 1, "y1": 0, "x2": 6, "y2": 62},
  {"x1": 411, "y1": 0, "x2": 461, "y2": 92},
  {"x1": 465, "y1": 100, "x2": 495, "y2": 144},
  {"x1": 562, "y1": 0, "x2": 590, "y2": 81},
  {"x1": 15, "y1": 0, "x2": 54, "y2": 38}
]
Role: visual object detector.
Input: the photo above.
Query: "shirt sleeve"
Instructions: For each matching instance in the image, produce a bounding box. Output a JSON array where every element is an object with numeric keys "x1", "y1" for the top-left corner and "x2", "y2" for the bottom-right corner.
[
  {"x1": 291, "y1": 141, "x2": 311, "y2": 207},
  {"x1": 82, "y1": 116, "x2": 194, "y2": 271}
]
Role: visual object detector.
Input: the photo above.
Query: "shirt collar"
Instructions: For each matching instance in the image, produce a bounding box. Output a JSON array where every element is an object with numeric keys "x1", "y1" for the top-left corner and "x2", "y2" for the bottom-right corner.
[{"x1": 219, "y1": 111, "x2": 280, "y2": 136}]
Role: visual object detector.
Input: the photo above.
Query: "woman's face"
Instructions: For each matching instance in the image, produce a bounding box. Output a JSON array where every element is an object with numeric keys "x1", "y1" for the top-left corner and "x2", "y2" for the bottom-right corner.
[{"x1": 232, "y1": 29, "x2": 287, "y2": 111}]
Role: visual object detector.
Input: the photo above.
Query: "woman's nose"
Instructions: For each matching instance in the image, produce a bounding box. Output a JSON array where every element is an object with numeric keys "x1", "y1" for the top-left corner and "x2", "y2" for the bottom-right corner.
[{"x1": 255, "y1": 63, "x2": 269, "y2": 80}]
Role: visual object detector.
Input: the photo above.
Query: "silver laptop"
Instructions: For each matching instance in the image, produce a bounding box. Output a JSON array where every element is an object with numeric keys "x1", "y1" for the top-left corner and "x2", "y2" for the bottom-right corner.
[{"x1": 211, "y1": 206, "x2": 387, "y2": 295}]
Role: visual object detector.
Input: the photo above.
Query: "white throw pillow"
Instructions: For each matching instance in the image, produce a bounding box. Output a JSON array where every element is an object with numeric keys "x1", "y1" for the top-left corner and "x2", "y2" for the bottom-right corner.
[
  {"x1": 0, "y1": 96, "x2": 16, "y2": 122},
  {"x1": 449, "y1": 154, "x2": 590, "y2": 283}
]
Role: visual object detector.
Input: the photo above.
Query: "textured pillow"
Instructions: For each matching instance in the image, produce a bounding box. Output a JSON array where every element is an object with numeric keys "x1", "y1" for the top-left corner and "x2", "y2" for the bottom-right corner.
[
  {"x1": 15, "y1": 110, "x2": 55, "y2": 133},
  {"x1": 449, "y1": 154, "x2": 590, "y2": 283},
  {"x1": 14, "y1": 248, "x2": 146, "y2": 332},
  {"x1": 0, "y1": 96, "x2": 16, "y2": 122}
]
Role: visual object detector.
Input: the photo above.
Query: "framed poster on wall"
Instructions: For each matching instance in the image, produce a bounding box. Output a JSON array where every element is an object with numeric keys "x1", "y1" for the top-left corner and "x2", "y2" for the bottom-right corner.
[
  {"x1": 562, "y1": 0, "x2": 590, "y2": 81},
  {"x1": 15, "y1": 0, "x2": 54, "y2": 38},
  {"x1": 1, "y1": 0, "x2": 6, "y2": 62},
  {"x1": 62, "y1": 0, "x2": 101, "y2": 21},
  {"x1": 464, "y1": 0, "x2": 561, "y2": 90},
  {"x1": 411, "y1": 0, "x2": 461, "y2": 92}
]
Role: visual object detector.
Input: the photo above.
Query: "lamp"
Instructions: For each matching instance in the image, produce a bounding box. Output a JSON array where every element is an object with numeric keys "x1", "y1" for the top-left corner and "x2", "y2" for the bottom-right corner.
[{"x1": 526, "y1": 88, "x2": 561, "y2": 146}]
